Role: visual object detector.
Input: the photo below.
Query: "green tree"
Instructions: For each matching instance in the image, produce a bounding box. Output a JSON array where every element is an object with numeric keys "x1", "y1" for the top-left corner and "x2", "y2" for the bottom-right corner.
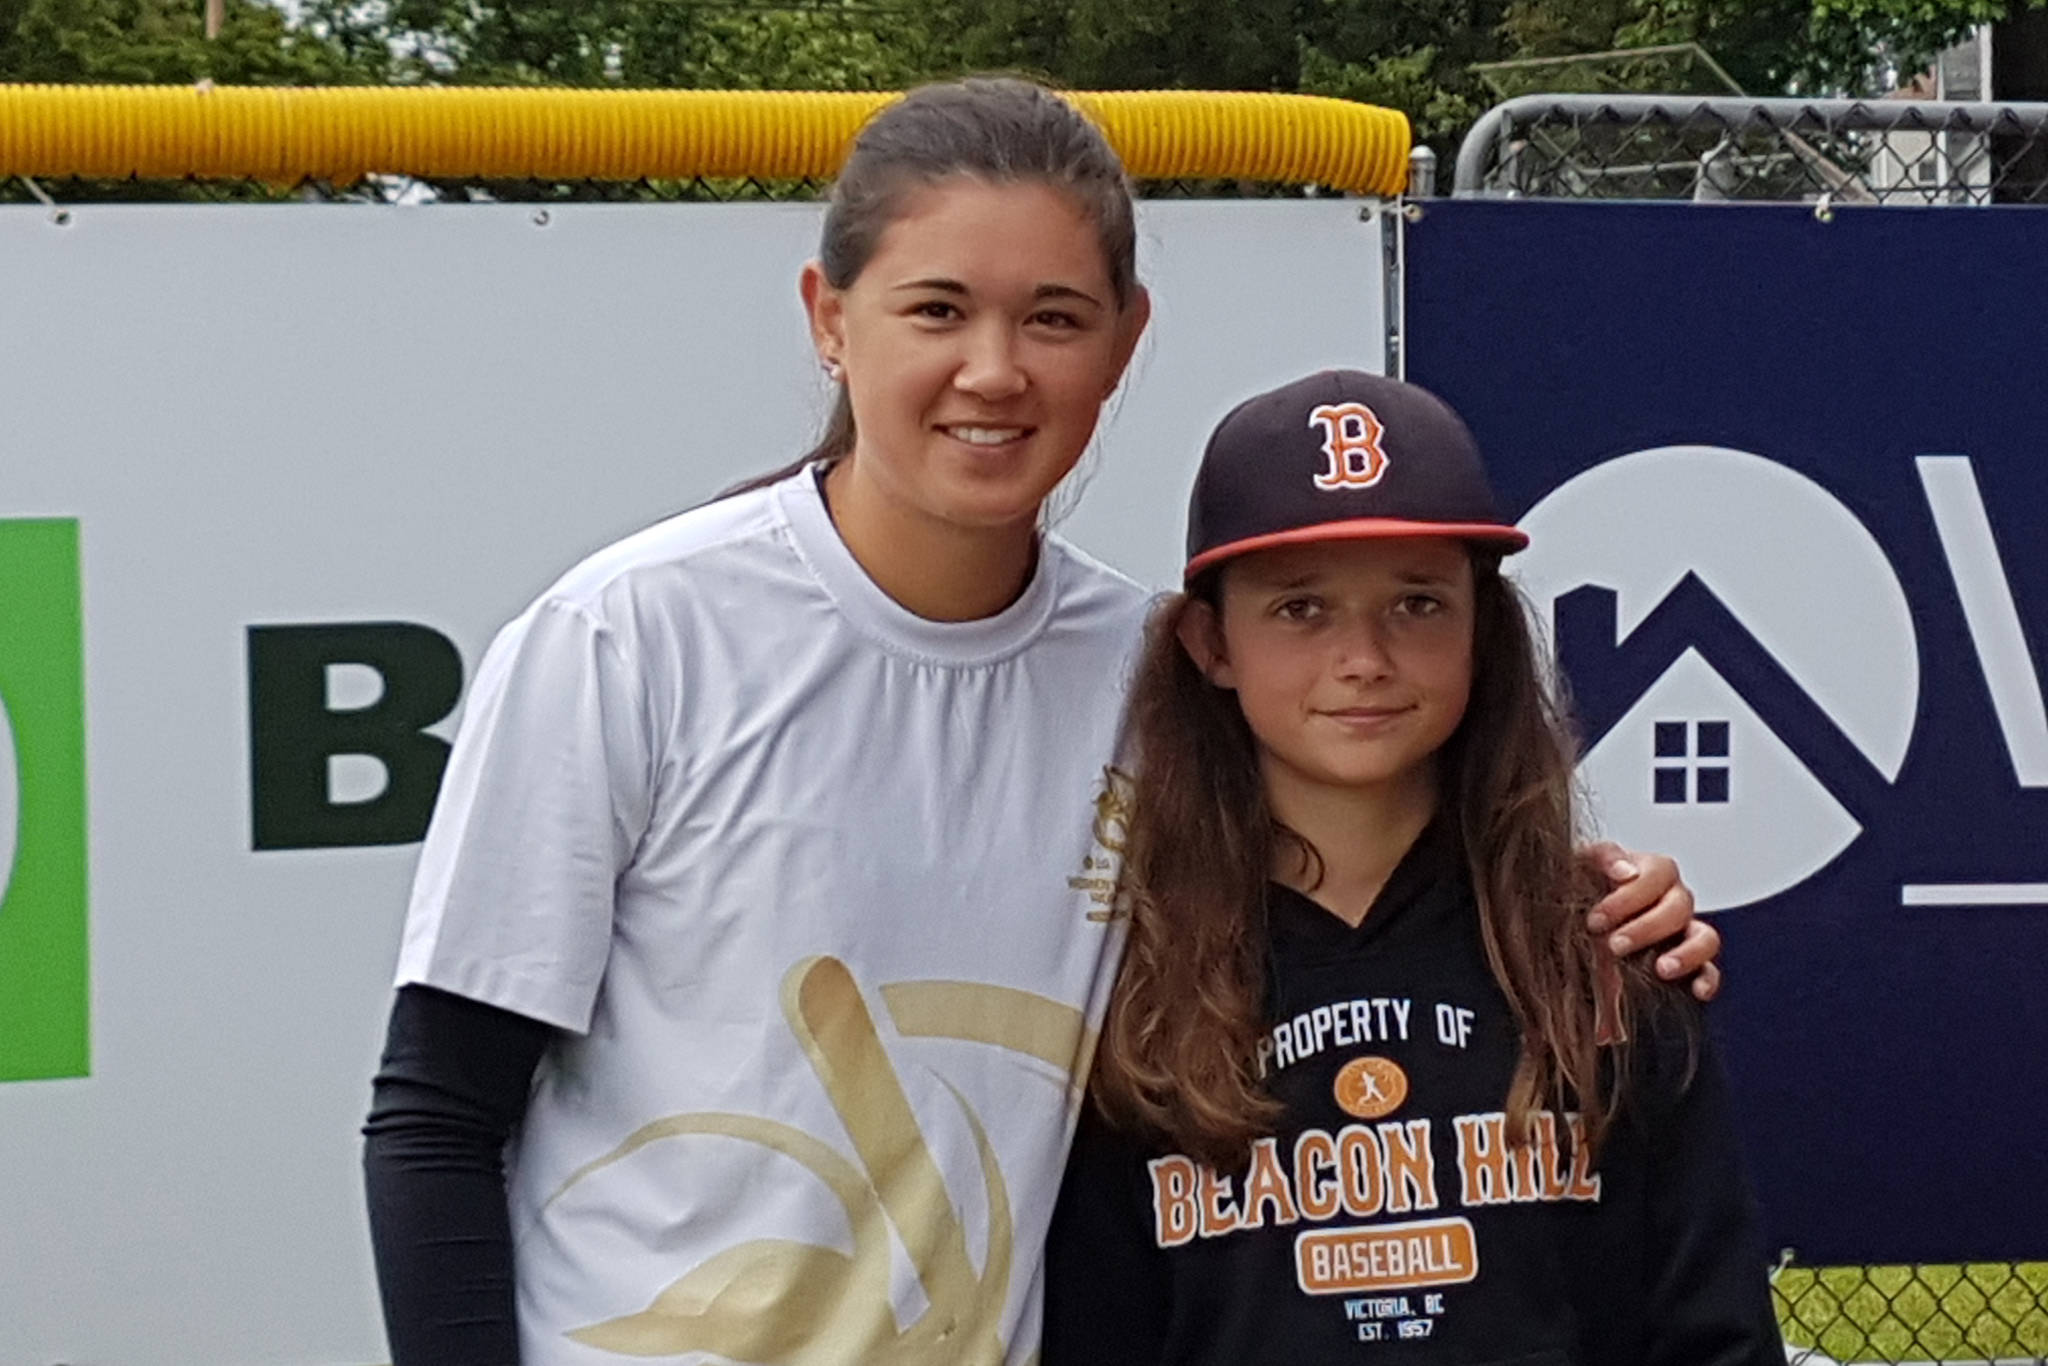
[
  {"x1": 296, "y1": 0, "x2": 936, "y2": 90},
  {"x1": 921, "y1": 0, "x2": 1510, "y2": 147},
  {"x1": 1, "y1": 0, "x2": 371, "y2": 83},
  {"x1": 1504, "y1": 0, "x2": 2027, "y2": 95},
  {"x1": 927, "y1": 0, "x2": 1303, "y2": 90},
  {"x1": 925, "y1": 0, "x2": 2037, "y2": 153}
]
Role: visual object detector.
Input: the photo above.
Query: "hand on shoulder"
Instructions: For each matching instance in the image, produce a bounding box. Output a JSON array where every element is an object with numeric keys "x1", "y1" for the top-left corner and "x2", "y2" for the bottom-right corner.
[{"x1": 1578, "y1": 842, "x2": 1722, "y2": 1002}]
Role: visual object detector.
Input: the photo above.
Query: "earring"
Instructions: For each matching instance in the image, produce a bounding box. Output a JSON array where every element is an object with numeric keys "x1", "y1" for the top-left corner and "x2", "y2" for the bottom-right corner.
[{"x1": 823, "y1": 357, "x2": 844, "y2": 383}]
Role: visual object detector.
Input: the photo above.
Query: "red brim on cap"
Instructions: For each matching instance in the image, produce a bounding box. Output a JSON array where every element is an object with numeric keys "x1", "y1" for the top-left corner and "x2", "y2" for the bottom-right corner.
[{"x1": 1184, "y1": 517, "x2": 1531, "y2": 580}]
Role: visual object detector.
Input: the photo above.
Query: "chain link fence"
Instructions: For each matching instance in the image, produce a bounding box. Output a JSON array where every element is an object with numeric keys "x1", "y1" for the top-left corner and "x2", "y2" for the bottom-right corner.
[
  {"x1": 1452, "y1": 95, "x2": 2048, "y2": 205},
  {"x1": 1454, "y1": 90, "x2": 2048, "y2": 1366},
  {"x1": 1775, "y1": 1261, "x2": 2048, "y2": 1364}
]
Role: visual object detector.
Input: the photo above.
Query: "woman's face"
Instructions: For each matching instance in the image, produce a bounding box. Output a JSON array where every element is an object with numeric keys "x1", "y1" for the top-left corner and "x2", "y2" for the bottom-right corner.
[{"x1": 802, "y1": 177, "x2": 1149, "y2": 537}]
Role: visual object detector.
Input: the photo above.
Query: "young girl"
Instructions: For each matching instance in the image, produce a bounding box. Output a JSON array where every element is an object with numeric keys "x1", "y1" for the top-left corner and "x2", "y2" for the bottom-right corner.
[
  {"x1": 362, "y1": 85, "x2": 1719, "y2": 1366},
  {"x1": 1044, "y1": 370, "x2": 1782, "y2": 1364}
]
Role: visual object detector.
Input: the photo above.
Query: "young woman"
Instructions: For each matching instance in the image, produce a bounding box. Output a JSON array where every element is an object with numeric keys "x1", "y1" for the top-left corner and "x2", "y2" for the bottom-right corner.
[
  {"x1": 361, "y1": 82, "x2": 1720, "y2": 1366},
  {"x1": 1043, "y1": 370, "x2": 1781, "y2": 1365}
]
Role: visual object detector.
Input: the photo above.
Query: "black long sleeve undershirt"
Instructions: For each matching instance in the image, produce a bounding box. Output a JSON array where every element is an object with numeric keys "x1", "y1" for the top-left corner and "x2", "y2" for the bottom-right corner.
[{"x1": 362, "y1": 984, "x2": 552, "y2": 1366}]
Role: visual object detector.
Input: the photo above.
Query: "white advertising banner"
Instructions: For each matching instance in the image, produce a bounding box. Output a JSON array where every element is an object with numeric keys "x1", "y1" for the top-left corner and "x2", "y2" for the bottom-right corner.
[{"x1": 0, "y1": 197, "x2": 1388, "y2": 1363}]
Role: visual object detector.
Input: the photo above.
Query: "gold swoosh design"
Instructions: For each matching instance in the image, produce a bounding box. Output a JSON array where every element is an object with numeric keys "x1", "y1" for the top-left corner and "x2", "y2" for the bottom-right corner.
[
  {"x1": 545, "y1": 1111, "x2": 876, "y2": 1224},
  {"x1": 785, "y1": 955, "x2": 981, "y2": 1324},
  {"x1": 880, "y1": 981, "x2": 1093, "y2": 1090},
  {"x1": 571, "y1": 1237, "x2": 894, "y2": 1362},
  {"x1": 558, "y1": 1112, "x2": 892, "y2": 1359},
  {"x1": 563, "y1": 957, "x2": 1074, "y2": 1363}
]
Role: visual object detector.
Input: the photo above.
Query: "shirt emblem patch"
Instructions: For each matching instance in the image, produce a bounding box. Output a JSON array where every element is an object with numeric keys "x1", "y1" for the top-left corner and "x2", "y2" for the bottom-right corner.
[{"x1": 1334, "y1": 1054, "x2": 1409, "y2": 1120}]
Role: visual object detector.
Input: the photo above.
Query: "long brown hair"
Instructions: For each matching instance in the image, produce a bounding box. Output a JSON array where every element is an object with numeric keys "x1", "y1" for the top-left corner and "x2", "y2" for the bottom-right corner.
[
  {"x1": 722, "y1": 76, "x2": 1139, "y2": 499},
  {"x1": 1091, "y1": 553, "x2": 1673, "y2": 1170}
]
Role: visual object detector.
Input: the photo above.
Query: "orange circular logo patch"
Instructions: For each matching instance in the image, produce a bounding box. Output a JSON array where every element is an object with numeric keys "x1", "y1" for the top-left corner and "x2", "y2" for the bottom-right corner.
[{"x1": 1333, "y1": 1056, "x2": 1409, "y2": 1120}]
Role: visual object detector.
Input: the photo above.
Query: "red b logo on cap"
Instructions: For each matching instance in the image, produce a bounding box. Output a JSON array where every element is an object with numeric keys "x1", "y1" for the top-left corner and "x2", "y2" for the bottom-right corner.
[{"x1": 1309, "y1": 402, "x2": 1390, "y2": 491}]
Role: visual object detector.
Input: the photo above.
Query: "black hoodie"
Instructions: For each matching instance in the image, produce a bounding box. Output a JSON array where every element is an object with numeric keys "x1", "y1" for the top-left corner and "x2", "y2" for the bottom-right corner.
[{"x1": 1043, "y1": 822, "x2": 1783, "y2": 1365}]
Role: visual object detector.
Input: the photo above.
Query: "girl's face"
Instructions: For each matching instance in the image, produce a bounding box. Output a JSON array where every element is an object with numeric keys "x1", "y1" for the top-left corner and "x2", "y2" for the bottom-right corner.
[
  {"x1": 1184, "y1": 537, "x2": 1476, "y2": 806},
  {"x1": 801, "y1": 177, "x2": 1148, "y2": 536}
]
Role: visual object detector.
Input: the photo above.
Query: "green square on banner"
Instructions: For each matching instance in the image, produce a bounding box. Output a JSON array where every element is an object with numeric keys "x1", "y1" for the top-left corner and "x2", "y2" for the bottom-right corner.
[{"x1": 0, "y1": 519, "x2": 89, "y2": 1082}]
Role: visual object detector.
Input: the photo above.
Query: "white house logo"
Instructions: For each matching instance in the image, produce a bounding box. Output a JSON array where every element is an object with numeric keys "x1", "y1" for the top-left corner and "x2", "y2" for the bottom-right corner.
[
  {"x1": 0, "y1": 692, "x2": 16, "y2": 910},
  {"x1": 1512, "y1": 446, "x2": 1919, "y2": 911}
]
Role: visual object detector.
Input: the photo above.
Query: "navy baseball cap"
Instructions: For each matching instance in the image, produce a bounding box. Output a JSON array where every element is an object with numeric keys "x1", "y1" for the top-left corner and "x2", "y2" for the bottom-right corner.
[{"x1": 1183, "y1": 369, "x2": 1528, "y2": 581}]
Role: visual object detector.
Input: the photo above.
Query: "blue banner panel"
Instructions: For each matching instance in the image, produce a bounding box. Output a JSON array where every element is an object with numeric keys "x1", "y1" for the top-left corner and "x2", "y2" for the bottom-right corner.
[{"x1": 1406, "y1": 199, "x2": 2048, "y2": 1264}]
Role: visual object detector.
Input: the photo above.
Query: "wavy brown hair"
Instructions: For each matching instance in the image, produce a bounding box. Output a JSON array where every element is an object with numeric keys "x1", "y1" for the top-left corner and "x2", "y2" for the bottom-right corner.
[{"x1": 1091, "y1": 552, "x2": 1672, "y2": 1170}]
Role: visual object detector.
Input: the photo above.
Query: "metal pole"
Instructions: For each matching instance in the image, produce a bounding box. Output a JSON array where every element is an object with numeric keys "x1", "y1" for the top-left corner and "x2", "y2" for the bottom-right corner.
[{"x1": 1407, "y1": 145, "x2": 1438, "y2": 198}]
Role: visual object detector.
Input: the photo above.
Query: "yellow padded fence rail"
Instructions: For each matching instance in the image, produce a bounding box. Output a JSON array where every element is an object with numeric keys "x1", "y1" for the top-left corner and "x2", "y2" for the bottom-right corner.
[{"x1": 0, "y1": 85, "x2": 1412, "y2": 196}]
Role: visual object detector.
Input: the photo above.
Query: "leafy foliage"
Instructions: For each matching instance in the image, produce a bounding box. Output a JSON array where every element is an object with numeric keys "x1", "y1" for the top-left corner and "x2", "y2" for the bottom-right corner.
[
  {"x1": 935, "y1": 0, "x2": 2032, "y2": 153},
  {"x1": 1, "y1": 0, "x2": 367, "y2": 82},
  {"x1": 294, "y1": 0, "x2": 936, "y2": 89}
]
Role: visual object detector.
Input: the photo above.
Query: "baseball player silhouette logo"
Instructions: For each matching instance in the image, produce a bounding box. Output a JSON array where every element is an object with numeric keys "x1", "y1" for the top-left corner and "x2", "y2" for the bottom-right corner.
[
  {"x1": 1308, "y1": 402, "x2": 1391, "y2": 491},
  {"x1": 1334, "y1": 1056, "x2": 1410, "y2": 1120}
]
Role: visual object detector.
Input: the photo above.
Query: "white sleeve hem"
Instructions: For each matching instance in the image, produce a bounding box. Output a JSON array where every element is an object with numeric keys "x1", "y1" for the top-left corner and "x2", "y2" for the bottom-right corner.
[{"x1": 396, "y1": 952, "x2": 601, "y2": 1036}]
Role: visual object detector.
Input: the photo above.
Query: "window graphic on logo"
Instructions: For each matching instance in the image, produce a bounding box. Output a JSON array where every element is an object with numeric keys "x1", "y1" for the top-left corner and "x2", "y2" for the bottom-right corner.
[
  {"x1": 1512, "y1": 448, "x2": 1918, "y2": 911},
  {"x1": 1653, "y1": 721, "x2": 1730, "y2": 805},
  {"x1": 0, "y1": 519, "x2": 90, "y2": 1082}
]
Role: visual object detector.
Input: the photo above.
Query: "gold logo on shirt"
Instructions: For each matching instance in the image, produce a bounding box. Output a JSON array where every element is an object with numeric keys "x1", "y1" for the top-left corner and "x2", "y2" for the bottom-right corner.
[
  {"x1": 554, "y1": 956, "x2": 1089, "y2": 1364},
  {"x1": 1068, "y1": 764, "x2": 1135, "y2": 921}
]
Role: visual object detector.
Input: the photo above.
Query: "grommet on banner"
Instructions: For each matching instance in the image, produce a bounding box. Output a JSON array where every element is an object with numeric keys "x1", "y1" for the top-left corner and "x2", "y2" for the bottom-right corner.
[
  {"x1": 1812, "y1": 192, "x2": 1836, "y2": 224},
  {"x1": 18, "y1": 175, "x2": 66, "y2": 225}
]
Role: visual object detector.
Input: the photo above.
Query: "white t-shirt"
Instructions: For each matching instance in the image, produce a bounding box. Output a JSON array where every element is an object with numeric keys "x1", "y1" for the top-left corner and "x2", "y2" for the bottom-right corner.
[{"x1": 397, "y1": 467, "x2": 1150, "y2": 1365}]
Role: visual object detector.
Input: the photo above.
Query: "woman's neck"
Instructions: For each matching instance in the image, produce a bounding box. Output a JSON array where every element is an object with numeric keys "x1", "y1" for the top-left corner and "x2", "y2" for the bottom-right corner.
[
  {"x1": 1266, "y1": 761, "x2": 1440, "y2": 928},
  {"x1": 822, "y1": 458, "x2": 1039, "y2": 622}
]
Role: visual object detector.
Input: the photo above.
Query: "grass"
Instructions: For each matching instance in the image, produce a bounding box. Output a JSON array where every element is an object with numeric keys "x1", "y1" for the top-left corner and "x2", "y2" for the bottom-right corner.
[{"x1": 1774, "y1": 1263, "x2": 2048, "y2": 1363}]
